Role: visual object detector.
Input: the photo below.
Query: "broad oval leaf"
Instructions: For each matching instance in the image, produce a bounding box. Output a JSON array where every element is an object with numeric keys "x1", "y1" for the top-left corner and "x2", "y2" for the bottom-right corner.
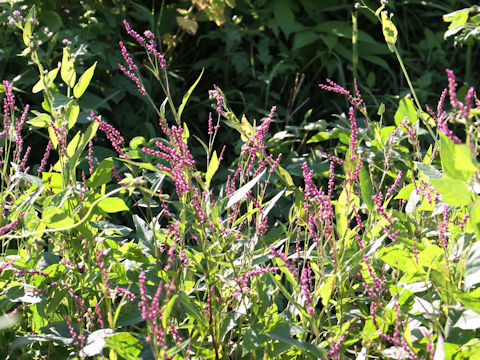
[
  {"x1": 394, "y1": 97, "x2": 417, "y2": 126},
  {"x1": 27, "y1": 113, "x2": 51, "y2": 128},
  {"x1": 97, "y1": 197, "x2": 129, "y2": 213},
  {"x1": 430, "y1": 176, "x2": 475, "y2": 207},
  {"x1": 105, "y1": 332, "x2": 142, "y2": 359},
  {"x1": 86, "y1": 158, "x2": 114, "y2": 188},
  {"x1": 42, "y1": 207, "x2": 75, "y2": 229}
]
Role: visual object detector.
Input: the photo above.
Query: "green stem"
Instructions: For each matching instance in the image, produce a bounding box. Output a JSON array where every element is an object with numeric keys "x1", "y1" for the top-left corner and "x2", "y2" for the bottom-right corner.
[
  {"x1": 393, "y1": 46, "x2": 437, "y2": 143},
  {"x1": 352, "y1": 10, "x2": 358, "y2": 81}
]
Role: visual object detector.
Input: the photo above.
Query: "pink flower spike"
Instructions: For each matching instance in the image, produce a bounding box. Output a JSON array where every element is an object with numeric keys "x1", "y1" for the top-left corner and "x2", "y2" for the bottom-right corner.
[{"x1": 119, "y1": 41, "x2": 138, "y2": 71}]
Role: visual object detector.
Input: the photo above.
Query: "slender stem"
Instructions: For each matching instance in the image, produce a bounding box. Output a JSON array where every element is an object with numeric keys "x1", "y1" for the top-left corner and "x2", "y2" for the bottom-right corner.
[{"x1": 352, "y1": 10, "x2": 358, "y2": 81}]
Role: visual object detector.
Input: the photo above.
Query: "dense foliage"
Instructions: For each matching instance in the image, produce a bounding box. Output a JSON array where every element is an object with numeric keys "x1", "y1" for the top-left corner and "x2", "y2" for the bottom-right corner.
[{"x1": 2, "y1": 0, "x2": 480, "y2": 359}]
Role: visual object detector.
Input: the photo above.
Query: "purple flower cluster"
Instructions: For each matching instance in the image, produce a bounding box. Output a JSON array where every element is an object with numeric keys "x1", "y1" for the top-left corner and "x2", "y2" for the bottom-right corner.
[
  {"x1": 123, "y1": 20, "x2": 167, "y2": 69},
  {"x1": 300, "y1": 265, "x2": 314, "y2": 316},
  {"x1": 209, "y1": 85, "x2": 223, "y2": 114},
  {"x1": 138, "y1": 271, "x2": 169, "y2": 351},
  {"x1": 372, "y1": 192, "x2": 401, "y2": 241},
  {"x1": 234, "y1": 266, "x2": 279, "y2": 298},
  {"x1": 91, "y1": 112, "x2": 126, "y2": 158},
  {"x1": 302, "y1": 162, "x2": 336, "y2": 247},
  {"x1": 319, "y1": 78, "x2": 366, "y2": 114},
  {"x1": 348, "y1": 106, "x2": 358, "y2": 162},
  {"x1": 96, "y1": 245, "x2": 111, "y2": 296},
  {"x1": 49, "y1": 121, "x2": 67, "y2": 158},
  {"x1": 385, "y1": 171, "x2": 403, "y2": 198},
  {"x1": 446, "y1": 68, "x2": 476, "y2": 120},
  {"x1": 142, "y1": 123, "x2": 194, "y2": 197},
  {"x1": 269, "y1": 245, "x2": 298, "y2": 279},
  {"x1": 118, "y1": 64, "x2": 146, "y2": 96},
  {"x1": 37, "y1": 140, "x2": 52, "y2": 174},
  {"x1": 0, "y1": 219, "x2": 18, "y2": 235}
]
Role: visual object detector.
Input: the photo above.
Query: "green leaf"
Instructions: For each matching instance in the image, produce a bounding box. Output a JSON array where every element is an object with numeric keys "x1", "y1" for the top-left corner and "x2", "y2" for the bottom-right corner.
[
  {"x1": 68, "y1": 120, "x2": 99, "y2": 176},
  {"x1": 416, "y1": 162, "x2": 443, "y2": 180},
  {"x1": 177, "y1": 292, "x2": 208, "y2": 328},
  {"x1": 162, "y1": 295, "x2": 178, "y2": 329},
  {"x1": 381, "y1": 11, "x2": 398, "y2": 52},
  {"x1": 443, "y1": 8, "x2": 470, "y2": 29},
  {"x1": 226, "y1": 169, "x2": 266, "y2": 208},
  {"x1": 430, "y1": 176, "x2": 474, "y2": 207},
  {"x1": 293, "y1": 31, "x2": 318, "y2": 51},
  {"x1": 178, "y1": 68, "x2": 203, "y2": 121},
  {"x1": 132, "y1": 215, "x2": 154, "y2": 257},
  {"x1": 61, "y1": 47, "x2": 76, "y2": 88},
  {"x1": 273, "y1": 0, "x2": 301, "y2": 38},
  {"x1": 377, "y1": 245, "x2": 417, "y2": 275},
  {"x1": 465, "y1": 242, "x2": 480, "y2": 290},
  {"x1": 38, "y1": 10, "x2": 62, "y2": 33},
  {"x1": 73, "y1": 61, "x2": 97, "y2": 99},
  {"x1": 394, "y1": 97, "x2": 417, "y2": 126},
  {"x1": 129, "y1": 136, "x2": 146, "y2": 149},
  {"x1": 359, "y1": 165, "x2": 374, "y2": 210},
  {"x1": 42, "y1": 207, "x2": 75, "y2": 229},
  {"x1": 27, "y1": 113, "x2": 51, "y2": 128},
  {"x1": 120, "y1": 158, "x2": 159, "y2": 172},
  {"x1": 97, "y1": 197, "x2": 129, "y2": 213},
  {"x1": 274, "y1": 165, "x2": 295, "y2": 194},
  {"x1": 264, "y1": 332, "x2": 327, "y2": 359},
  {"x1": 263, "y1": 188, "x2": 286, "y2": 218},
  {"x1": 105, "y1": 332, "x2": 142, "y2": 359},
  {"x1": 395, "y1": 183, "x2": 414, "y2": 200},
  {"x1": 67, "y1": 102, "x2": 79, "y2": 129},
  {"x1": 319, "y1": 275, "x2": 334, "y2": 307},
  {"x1": 307, "y1": 131, "x2": 331, "y2": 143},
  {"x1": 205, "y1": 150, "x2": 219, "y2": 188},
  {"x1": 42, "y1": 172, "x2": 63, "y2": 190},
  {"x1": 87, "y1": 158, "x2": 114, "y2": 188},
  {"x1": 22, "y1": 6, "x2": 35, "y2": 46},
  {"x1": 32, "y1": 68, "x2": 59, "y2": 93},
  {"x1": 440, "y1": 133, "x2": 478, "y2": 181},
  {"x1": 468, "y1": 203, "x2": 480, "y2": 239},
  {"x1": 182, "y1": 121, "x2": 190, "y2": 142}
]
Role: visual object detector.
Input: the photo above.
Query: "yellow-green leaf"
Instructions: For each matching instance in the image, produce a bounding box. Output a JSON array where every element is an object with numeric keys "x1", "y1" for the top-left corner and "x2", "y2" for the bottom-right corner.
[
  {"x1": 61, "y1": 47, "x2": 76, "y2": 88},
  {"x1": 205, "y1": 150, "x2": 219, "y2": 188},
  {"x1": 394, "y1": 97, "x2": 417, "y2": 126},
  {"x1": 73, "y1": 61, "x2": 97, "y2": 99},
  {"x1": 67, "y1": 102, "x2": 79, "y2": 129},
  {"x1": 32, "y1": 68, "x2": 59, "y2": 93},
  {"x1": 22, "y1": 6, "x2": 35, "y2": 46},
  {"x1": 97, "y1": 197, "x2": 129, "y2": 213},
  {"x1": 27, "y1": 113, "x2": 51, "y2": 128},
  {"x1": 381, "y1": 11, "x2": 398, "y2": 52},
  {"x1": 42, "y1": 206, "x2": 75, "y2": 229}
]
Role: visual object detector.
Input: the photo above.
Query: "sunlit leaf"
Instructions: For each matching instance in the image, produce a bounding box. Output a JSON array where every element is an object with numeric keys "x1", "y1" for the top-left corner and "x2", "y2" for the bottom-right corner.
[
  {"x1": 205, "y1": 150, "x2": 219, "y2": 188},
  {"x1": 381, "y1": 11, "x2": 398, "y2": 52},
  {"x1": 227, "y1": 169, "x2": 265, "y2": 208},
  {"x1": 73, "y1": 61, "x2": 97, "y2": 98}
]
